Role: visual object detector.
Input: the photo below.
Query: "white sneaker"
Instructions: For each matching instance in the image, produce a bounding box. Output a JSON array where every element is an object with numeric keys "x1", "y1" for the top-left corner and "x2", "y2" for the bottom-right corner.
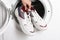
[
  {"x1": 15, "y1": 6, "x2": 35, "y2": 35},
  {"x1": 29, "y1": 7, "x2": 47, "y2": 30}
]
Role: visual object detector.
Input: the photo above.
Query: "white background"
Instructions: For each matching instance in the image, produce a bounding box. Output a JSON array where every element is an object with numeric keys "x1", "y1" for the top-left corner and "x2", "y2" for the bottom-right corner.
[{"x1": 0, "y1": 0, "x2": 60, "y2": 40}]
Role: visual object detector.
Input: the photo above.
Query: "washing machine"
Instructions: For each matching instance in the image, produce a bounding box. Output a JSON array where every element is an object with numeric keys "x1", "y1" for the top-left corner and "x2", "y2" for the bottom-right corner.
[{"x1": 0, "y1": 0, "x2": 52, "y2": 37}]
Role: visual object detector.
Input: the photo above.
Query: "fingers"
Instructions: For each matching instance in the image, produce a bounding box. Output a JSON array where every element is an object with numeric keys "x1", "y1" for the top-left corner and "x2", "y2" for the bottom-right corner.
[
  {"x1": 28, "y1": 2, "x2": 31, "y2": 9},
  {"x1": 23, "y1": 4, "x2": 27, "y2": 10},
  {"x1": 28, "y1": 0, "x2": 31, "y2": 9},
  {"x1": 23, "y1": 4, "x2": 31, "y2": 10},
  {"x1": 22, "y1": 0, "x2": 32, "y2": 10}
]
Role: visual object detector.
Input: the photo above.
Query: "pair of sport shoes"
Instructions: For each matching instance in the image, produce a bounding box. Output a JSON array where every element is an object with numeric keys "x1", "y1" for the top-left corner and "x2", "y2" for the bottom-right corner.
[{"x1": 15, "y1": 6, "x2": 47, "y2": 35}]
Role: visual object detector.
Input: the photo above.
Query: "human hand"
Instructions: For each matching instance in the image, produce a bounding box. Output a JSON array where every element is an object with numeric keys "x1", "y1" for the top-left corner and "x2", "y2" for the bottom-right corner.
[{"x1": 21, "y1": 0, "x2": 31, "y2": 10}]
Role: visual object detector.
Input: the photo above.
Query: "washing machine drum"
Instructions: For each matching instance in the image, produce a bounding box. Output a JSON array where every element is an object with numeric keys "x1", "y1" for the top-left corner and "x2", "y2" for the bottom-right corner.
[
  {"x1": 16, "y1": 0, "x2": 52, "y2": 24},
  {"x1": 0, "y1": 2, "x2": 9, "y2": 35}
]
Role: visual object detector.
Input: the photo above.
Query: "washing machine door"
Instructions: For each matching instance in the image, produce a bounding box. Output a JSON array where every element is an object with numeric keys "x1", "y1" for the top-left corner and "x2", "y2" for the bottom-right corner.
[{"x1": 0, "y1": 0, "x2": 18, "y2": 35}]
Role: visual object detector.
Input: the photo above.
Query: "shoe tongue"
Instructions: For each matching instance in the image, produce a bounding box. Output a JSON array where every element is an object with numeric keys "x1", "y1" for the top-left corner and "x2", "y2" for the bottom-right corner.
[
  {"x1": 18, "y1": 6, "x2": 30, "y2": 19},
  {"x1": 21, "y1": 6, "x2": 28, "y2": 12},
  {"x1": 21, "y1": 6, "x2": 35, "y2": 15}
]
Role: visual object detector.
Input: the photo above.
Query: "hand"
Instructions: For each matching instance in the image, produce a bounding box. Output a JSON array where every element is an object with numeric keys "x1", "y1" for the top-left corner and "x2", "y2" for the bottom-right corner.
[{"x1": 21, "y1": 0, "x2": 31, "y2": 10}]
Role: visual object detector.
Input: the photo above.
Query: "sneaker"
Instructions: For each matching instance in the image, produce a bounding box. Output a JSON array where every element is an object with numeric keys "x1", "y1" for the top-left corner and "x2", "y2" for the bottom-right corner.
[
  {"x1": 15, "y1": 6, "x2": 35, "y2": 35},
  {"x1": 29, "y1": 7, "x2": 47, "y2": 30}
]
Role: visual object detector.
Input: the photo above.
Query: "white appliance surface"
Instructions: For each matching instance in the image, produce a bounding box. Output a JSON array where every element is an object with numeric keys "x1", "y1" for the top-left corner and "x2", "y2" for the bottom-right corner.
[
  {"x1": 1, "y1": 0, "x2": 17, "y2": 9},
  {"x1": 0, "y1": 0, "x2": 60, "y2": 40}
]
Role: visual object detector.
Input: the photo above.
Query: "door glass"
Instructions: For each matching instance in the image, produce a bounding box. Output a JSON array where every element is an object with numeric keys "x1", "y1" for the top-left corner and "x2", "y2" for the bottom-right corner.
[{"x1": 0, "y1": 3, "x2": 7, "y2": 28}]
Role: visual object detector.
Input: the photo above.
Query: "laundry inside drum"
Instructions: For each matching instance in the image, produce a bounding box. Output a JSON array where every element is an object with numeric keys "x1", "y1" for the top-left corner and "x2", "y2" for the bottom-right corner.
[{"x1": 0, "y1": 3, "x2": 7, "y2": 28}]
